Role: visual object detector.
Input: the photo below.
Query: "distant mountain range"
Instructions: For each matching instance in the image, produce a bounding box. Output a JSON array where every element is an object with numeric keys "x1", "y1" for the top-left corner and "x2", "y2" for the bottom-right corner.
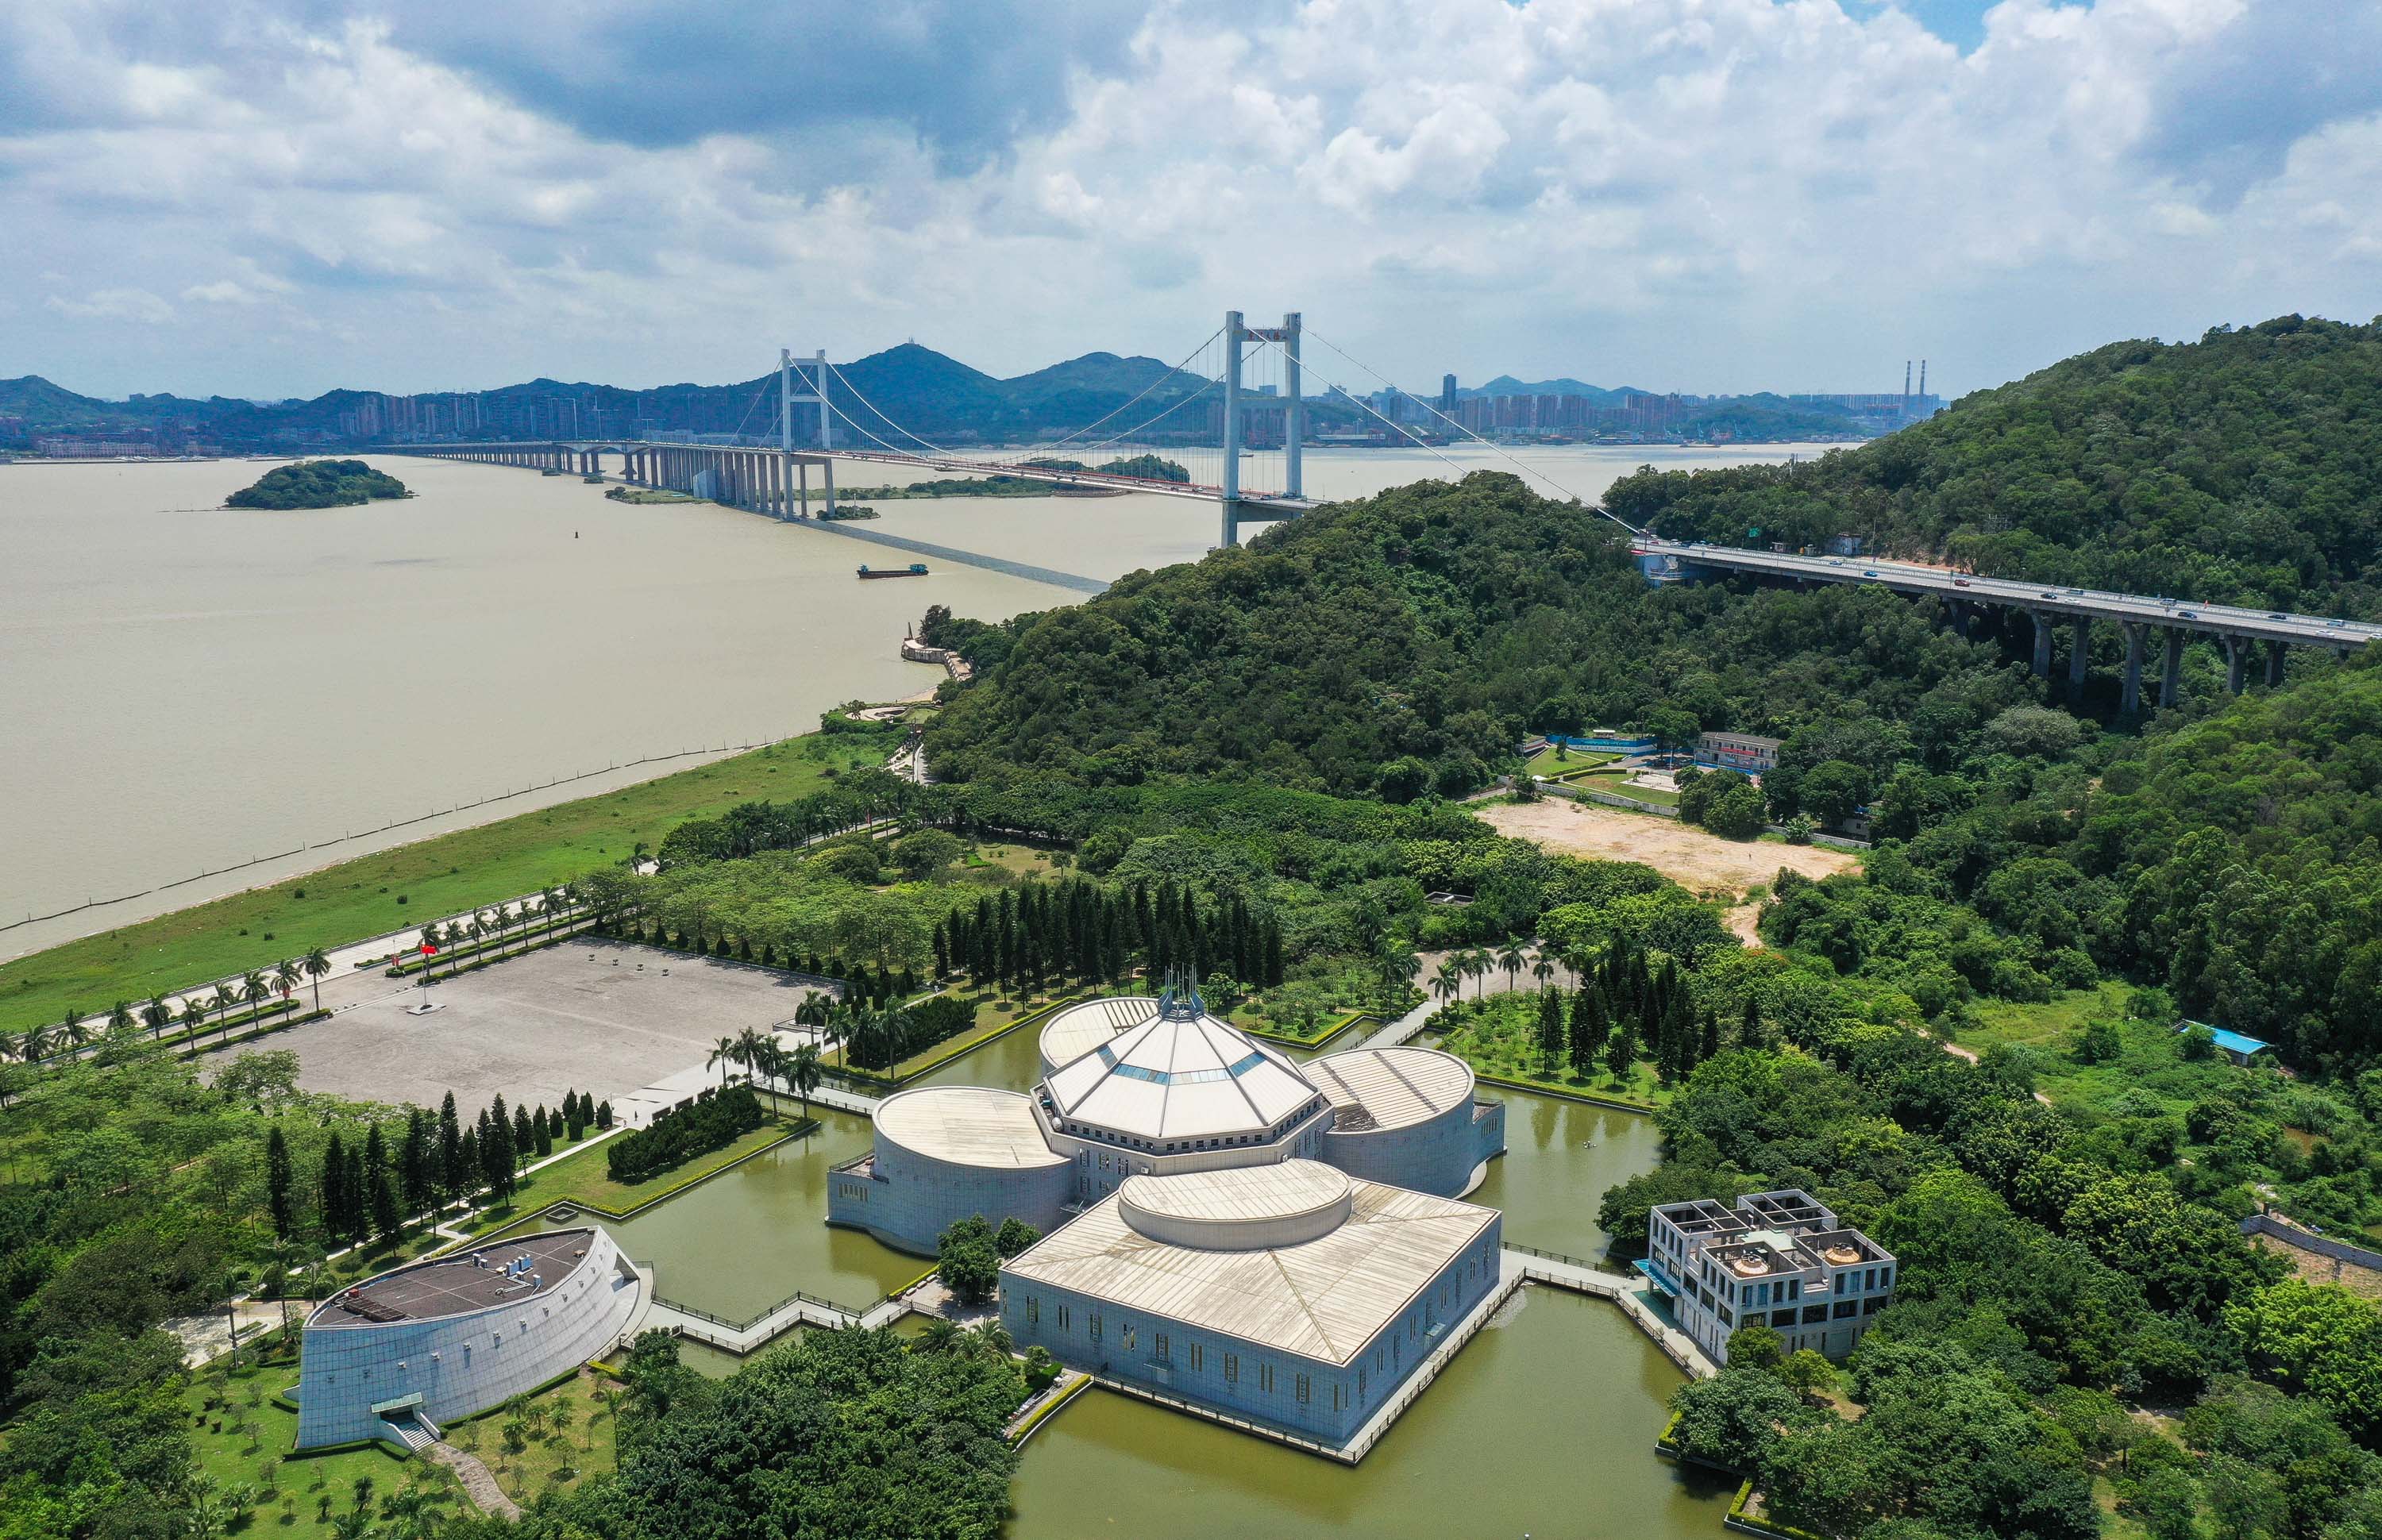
[
  {"x1": 0, "y1": 344, "x2": 1279, "y2": 449},
  {"x1": 0, "y1": 344, "x2": 1874, "y2": 450}
]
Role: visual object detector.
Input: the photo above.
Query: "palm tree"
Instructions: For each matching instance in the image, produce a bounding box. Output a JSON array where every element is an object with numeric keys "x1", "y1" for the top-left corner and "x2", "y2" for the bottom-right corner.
[
  {"x1": 915, "y1": 1318, "x2": 963, "y2": 1354},
  {"x1": 539, "y1": 887, "x2": 563, "y2": 935},
  {"x1": 180, "y1": 997, "x2": 210, "y2": 1047},
  {"x1": 142, "y1": 994, "x2": 172, "y2": 1040},
  {"x1": 274, "y1": 959, "x2": 302, "y2": 1014},
  {"x1": 788, "y1": 1043, "x2": 823, "y2": 1121},
  {"x1": 442, "y1": 922, "x2": 467, "y2": 979},
  {"x1": 1497, "y1": 941, "x2": 1527, "y2": 995},
  {"x1": 209, "y1": 987, "x2": 237, "y2": 1038},
  {"x1": 973, "y1": 1321, "x2": 1014, "y2": 1358},
  {"x1": 240, "y1": 972, "x2": 271, "y2": 1040},
  {"x1": 303, "y1": 948, "x2": 332, "y2": 1011},
  {"x1": 108, "y1": 1000, "x2": 136, "y2": 1038},
  {"x1": 19, "y1": 1023, "x2": 52, "y2": 1066},
  {"x1": 734, "y1": 1026, "x2": 768, "y2": 1083},
  {"x1": 706, "y1": 1036, "x2": 741, "y2": 1089},
  {"x1": 1429, "y1": 963, "x2": 1461, "y2": 1010},
  {"x1": 59, "y1": 1008, "x2": 87, "y2": 1058},
  {"x1": 1532, "y1": 957, "x2": 1555, "y2": 992},
  {"x1": 1460, "y1": 949, "x2": 1490, "y2": 1000}
]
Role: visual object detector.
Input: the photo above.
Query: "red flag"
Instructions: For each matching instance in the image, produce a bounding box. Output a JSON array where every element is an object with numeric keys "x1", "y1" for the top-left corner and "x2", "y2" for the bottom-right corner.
[{"x1": 421, "y1": 943, "x2": 437, "y2": 956}]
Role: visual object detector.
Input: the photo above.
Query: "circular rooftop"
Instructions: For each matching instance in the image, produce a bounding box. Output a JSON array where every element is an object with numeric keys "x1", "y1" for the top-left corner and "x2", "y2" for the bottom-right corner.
[
  {"x1": 874, "y1": 1086, "x2": 1068, "y2": 1168},
  {"x1": 1307, "y1": 1046, "x2": 1474, "y2": 1133},
  {"x1": 1119, "y1": 1160, "x2": 1353, "y2": 1251},
  {"x1": 1041, "y1": 995, "x2": 1320, "y2": 1147}
]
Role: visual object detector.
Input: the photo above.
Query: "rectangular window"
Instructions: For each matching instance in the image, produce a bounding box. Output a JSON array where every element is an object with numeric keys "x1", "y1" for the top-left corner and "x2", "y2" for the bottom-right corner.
[
  {"x1": 1863, "y1": 1296, "x2": 1886, "y2": 1316},
  {"x1": 1189, "y1": 1342, "x2": 1202, "y2": 1371},
  {"x1": 1771, "y1": 1310, "x2": 1797, "y2": 1328},
  {"x1": 1879, "y1": 1266, "x2": 1893, "y2": 1290},
  {"x1": 1090, "y1": 1312, "x2": 1102, "y2": 1341},
  {"x1": 1717, "y1": 1305, "x2": 1735, "y2": 1328},
  {"x1": 1333, "y1": 1384, "x2": 1343, "y2": 1411},
  {"x1": 1224, "y1": 1353, "x2": 1238, "y2": 1384},
  {"x1": 1834, "y1": 1272, "x2": 1848, "y2": 1295},
  {"x1": 1833, "y1": 1300, "x2": 1858, "y2": 1320},
  {"x1": 1154, "y1": 1334, "x2": 1168, "y2": 1362},
  {"x1": 1297, "y1": 1373, "x2": 1309, "y2": 1403},
  {"x1": 1027, "y1": 1296, "x2": 1038, "y2": 1325},
  {"x1": 1057, "y1": 1305, "x2": 1070, "y2": 1331},
  {"x1": 1802, "y1": 1304, "x2": 1827, "y2": 1325},
  {"x1": 1358, "y1": 1367, "x2": 1366, "y2": 1396},
  {"x1": 1122, "y1": 1325, "x2": 1135, "y2": 1351},
  {"x1": 1864, "y1": 1268, "x2": 1876, "y2": 1291},
  {"x1": 1261, "y1": 1363, "x2": 1274, "y2": 1393},
  {"x1": 1786, "y1": 1280, "x2": 1799, "y2": 1300}
]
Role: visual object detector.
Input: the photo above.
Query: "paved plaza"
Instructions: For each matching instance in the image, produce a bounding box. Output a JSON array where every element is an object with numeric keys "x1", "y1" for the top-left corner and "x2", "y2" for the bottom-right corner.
[{"x1": 281, "y1": 943, "x2": 827, "y2": 1113}]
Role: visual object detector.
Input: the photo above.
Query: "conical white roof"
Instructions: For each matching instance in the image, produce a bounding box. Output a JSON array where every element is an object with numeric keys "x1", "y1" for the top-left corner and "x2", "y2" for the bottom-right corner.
[{"x1": 1043, "y1": 991, "x2": 1320, "y2": 1145}]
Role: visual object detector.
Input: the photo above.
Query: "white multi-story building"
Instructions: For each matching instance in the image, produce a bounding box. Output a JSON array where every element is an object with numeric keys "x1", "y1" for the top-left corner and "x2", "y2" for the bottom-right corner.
[{"x1": 1640, "y1": 1190, "x2": 1895, "y2": 1365}]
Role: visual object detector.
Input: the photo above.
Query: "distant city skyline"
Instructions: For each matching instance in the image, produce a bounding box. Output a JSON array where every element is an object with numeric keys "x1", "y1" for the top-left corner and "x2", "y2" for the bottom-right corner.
[{"x1": 6, "y1": 1, "x2": 2379, "y2": 402}]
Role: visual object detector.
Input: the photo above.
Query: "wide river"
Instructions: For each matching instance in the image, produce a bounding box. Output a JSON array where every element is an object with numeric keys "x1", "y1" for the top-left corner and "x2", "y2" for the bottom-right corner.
[{"x1": 0, "y1": 443, "x2": 1789, "y2": 956}]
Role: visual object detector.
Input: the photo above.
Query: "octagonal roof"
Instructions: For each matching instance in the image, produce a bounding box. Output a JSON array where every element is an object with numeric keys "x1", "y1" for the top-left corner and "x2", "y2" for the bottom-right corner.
[{"x1": 1042, "y1": 989, "x2": 1320, "y2": 1145}]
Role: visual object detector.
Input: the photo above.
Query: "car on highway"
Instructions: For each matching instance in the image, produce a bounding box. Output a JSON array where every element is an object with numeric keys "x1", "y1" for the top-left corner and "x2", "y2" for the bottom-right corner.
[
  {"x1": 2269, "y1": 613, "x2": 2288, "y2": 620},
  {"x1": 2327, "y1": 618, "x2": 2347, "y2": 628},
  {"x1": 2179, "y1": 610, "x2": 2198, "y2": 619},
  {"x1": 2041, "y1": 590, "x2": 2060, "y2": 599},
  {"x1": 1952, "y1": 578, "x2": 1971, "y2": 587}
]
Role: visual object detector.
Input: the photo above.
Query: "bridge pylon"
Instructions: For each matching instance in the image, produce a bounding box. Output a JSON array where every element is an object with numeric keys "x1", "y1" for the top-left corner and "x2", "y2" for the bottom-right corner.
[{"x1": 1219, "y1": 309, "x2": 1304, "y2": 549}]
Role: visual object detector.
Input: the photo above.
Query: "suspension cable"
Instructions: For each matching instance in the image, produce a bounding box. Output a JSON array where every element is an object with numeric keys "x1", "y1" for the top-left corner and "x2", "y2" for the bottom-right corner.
[
  {"x1": 1040, "y1": 325, "x2": 1228, "y2": 452},
  {"x1": 823, "y1": 358, "x2": 953, "y2": 456},
  {"x1": 1067, "y1": 375, "x2": 1223, "y2": 460},
  {"x1": 1302, "y1": 327, "x2": 1648, "y2": 537}
]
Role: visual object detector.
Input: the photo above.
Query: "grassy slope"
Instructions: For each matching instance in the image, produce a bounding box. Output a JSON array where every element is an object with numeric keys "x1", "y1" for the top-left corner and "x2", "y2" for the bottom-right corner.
[
  {"x1": 0, "y1": 730, "x2": 893, "y2": 1036},
  {"x1": 186, "y1": 1365, "x2": 433, "y2": 1538},
  {"x1": 1958, "y1": 982, "x2": 2241, "y2": 1116}
]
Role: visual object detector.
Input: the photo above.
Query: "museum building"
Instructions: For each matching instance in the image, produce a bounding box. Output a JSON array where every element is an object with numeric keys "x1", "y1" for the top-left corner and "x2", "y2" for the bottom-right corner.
[
  {"x1": 826, "y1": 986, "x2": 1510, "y2": 1449},
  {"x1": 293, "y1": 1227, "x2": 646, "y2": 1450}
]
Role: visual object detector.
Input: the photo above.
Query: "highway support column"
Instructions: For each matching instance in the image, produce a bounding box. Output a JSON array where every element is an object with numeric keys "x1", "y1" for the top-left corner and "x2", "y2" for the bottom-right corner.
[
  {"x1": 2160, "y1": 628, "x2": 2184, "y2": 708},
  {"x1": 2029, "y1": 610, "x2": 2052, "y2": 679},
  {"x1": 2068, "y1": 616, "x2": 2091, "y2": 695},
  {"x1": 2121, "y1": 622, "x2": 2145, "y2": 714}
]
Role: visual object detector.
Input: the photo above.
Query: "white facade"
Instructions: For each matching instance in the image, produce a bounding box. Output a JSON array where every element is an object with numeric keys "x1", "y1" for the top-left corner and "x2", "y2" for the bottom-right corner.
[
  {"x1": 1643, "y1": 1190, "x2": 1895, "y2": 1364},
  {"x1": 295, "y1": 1227, "x2": 644, "y2": 1449}
]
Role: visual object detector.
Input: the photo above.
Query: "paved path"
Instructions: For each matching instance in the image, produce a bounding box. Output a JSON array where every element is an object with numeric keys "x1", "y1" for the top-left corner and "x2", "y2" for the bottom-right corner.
[
  {"x1": 646, "y1": 1285, "x2": 912, "y2": 1355},
  {"x1": 422, "y1": 1442, "x2": 519, "y2": 1520},
  {"x1": 1504, "y1": 1245, "x2": 1718, "y2": 1379},
  {"x1": 1352, "y1": 946, "x2": 1562, "y2": 1051}
]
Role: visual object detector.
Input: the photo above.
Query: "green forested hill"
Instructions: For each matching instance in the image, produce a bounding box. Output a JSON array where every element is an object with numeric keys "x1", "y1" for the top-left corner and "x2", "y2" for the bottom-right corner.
[{"x1": 1605, "y1": 314, "x2": 2382, "y2": 614}]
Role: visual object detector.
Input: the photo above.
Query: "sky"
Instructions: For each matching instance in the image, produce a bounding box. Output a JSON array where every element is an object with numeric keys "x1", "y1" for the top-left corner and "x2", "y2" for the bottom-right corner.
[{"x1": 3, "y1": 0, "x2": 2380, "y2": 404}]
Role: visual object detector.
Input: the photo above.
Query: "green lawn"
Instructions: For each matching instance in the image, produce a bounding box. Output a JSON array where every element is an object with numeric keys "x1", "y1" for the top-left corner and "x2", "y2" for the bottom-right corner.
[
  {"x1": 1427, "y1": 994, "x2": 1671, "y2": 1107},
  {"x1": 1567, "y1": 770, "x2": 1680, "y2": 807},
  {"x1": 445, "y1": 1365, "x2": 621, "y2": 1507},
  {"x1": 1522, "y1": 745, "x2": 1618, "y2": 780},
  {"x1": 1956, "y1": 983, "x2": 2241, "y2": 1116},
  {"x1": 457, "y1": 1118, "x2": 797, "y2": 1236},
  {"x1": 0, "y1": 728, "x2": 898, "y2": 1036},
  {"x1": 185, "y1": 1356, "x2": 445, "y2": 1539}
]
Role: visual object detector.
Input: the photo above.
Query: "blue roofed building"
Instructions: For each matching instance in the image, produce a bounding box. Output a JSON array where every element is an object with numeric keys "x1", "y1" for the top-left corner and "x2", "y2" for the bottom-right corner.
[{"x1": 2181, "y1": 1022, "x2": 2274, "y2": 1066}]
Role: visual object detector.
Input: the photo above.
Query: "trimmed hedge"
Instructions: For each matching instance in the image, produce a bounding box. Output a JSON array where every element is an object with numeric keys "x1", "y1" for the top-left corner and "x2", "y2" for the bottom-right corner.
[{"x1": 605, "y1": 1086, "x2": 765, "y2": 1184}]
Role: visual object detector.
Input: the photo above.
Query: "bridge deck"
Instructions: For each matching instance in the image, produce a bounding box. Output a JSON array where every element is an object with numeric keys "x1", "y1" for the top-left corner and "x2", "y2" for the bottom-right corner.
[{"x1": 1640, "y1": 541, "x2": 2381, "y2": 648}]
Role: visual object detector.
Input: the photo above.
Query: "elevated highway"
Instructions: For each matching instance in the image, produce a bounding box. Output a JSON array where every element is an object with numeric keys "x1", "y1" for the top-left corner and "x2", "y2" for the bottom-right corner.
[{"x1": 1636, "y1": 539, "x2": 2381, "y2": 708}]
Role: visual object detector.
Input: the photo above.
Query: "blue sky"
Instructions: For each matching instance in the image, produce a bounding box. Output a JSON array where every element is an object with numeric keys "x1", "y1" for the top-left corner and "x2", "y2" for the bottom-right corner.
[{"x1": 3, "y1": 1, "x2": 2378, "y2": 402}]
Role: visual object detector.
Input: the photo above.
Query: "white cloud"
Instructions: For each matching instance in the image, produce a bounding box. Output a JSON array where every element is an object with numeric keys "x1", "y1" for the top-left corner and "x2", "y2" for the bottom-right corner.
[
  {"x1": 45, "y1": 287, "x2": 175, "y2": 322},
  {"x1": 0, "y1": 0, "x2": 2376, "y2": 399}
]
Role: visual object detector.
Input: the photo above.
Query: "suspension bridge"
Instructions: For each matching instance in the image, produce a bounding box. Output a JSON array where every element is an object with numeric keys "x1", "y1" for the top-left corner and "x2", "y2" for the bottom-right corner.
[{"x1": 391, "y1": 309, "x2": 2380, "y2": 699}]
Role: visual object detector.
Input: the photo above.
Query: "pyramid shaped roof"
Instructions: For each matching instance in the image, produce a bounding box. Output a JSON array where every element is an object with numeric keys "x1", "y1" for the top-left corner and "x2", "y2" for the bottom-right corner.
[{"x1": 1042, "y1": 991, "x2": 1320, "y2": 1144}]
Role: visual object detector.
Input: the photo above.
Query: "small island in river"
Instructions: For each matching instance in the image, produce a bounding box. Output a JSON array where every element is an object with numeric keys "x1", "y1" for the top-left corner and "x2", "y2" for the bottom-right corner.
[{"x1": 225, "y1": 458, "x2": 410, "y2": 509}]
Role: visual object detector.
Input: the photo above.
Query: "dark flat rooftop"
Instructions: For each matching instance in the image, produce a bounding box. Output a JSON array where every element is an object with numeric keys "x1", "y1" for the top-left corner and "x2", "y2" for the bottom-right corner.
[{"x1": 313, "y1": 1230, "x2": 597, "y2": 1326}]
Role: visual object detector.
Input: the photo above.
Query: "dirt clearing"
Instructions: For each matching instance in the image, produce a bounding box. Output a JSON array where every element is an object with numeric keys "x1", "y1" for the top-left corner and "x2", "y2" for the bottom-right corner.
[{"x1": 1475, "y1": 798, "x2": 1860, "y2": 902}]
